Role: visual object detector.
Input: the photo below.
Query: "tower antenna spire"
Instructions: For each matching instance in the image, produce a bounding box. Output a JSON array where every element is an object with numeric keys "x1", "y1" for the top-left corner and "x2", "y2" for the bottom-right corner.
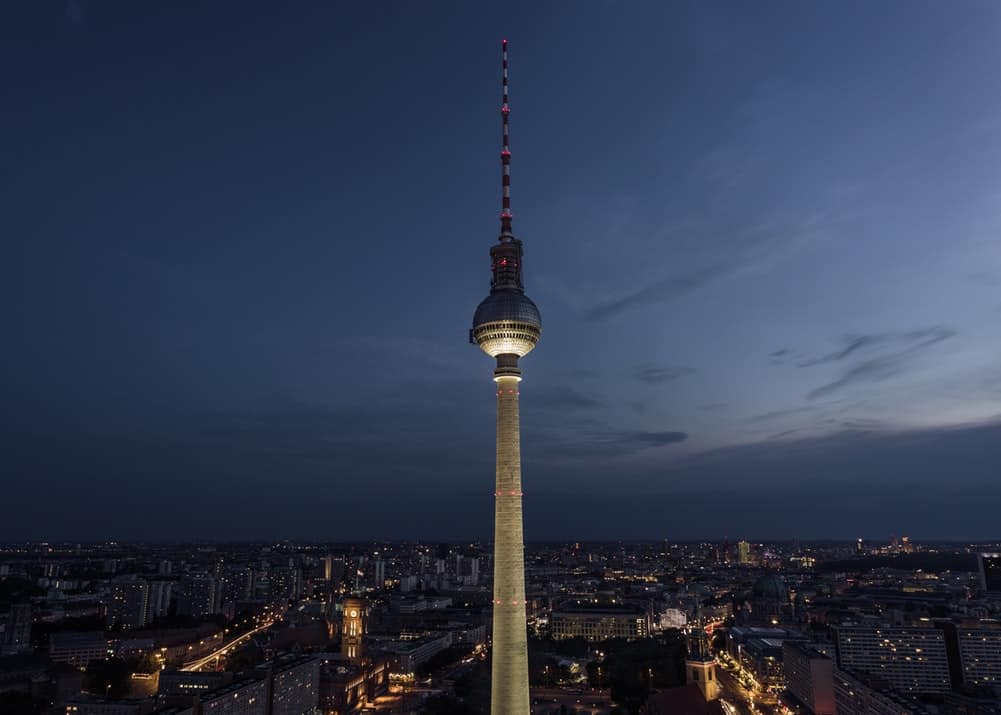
[{"x1": 500, "y1": 39, "x2": 513, "y2": 238}]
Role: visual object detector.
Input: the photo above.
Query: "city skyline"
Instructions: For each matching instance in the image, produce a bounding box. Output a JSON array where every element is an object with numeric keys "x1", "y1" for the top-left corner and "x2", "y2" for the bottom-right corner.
[{"x1": 4, "y1": 2, "x2": 1001, "y2": 540}]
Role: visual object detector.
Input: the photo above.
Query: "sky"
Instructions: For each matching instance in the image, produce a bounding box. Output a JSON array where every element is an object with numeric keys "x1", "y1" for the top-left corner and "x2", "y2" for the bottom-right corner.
[{"x1": 2, "y1": 1, "x2": 1001, "y2": 542}]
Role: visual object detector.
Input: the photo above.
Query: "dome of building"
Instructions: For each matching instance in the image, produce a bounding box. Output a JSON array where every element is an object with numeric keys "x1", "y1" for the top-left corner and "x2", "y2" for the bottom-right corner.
[
  {"x1": 751, "y1": 574, "x2": 788, "y2": 602},
  {"x1": 471, "y1": 290, "x2": 542, "y2": 357}
]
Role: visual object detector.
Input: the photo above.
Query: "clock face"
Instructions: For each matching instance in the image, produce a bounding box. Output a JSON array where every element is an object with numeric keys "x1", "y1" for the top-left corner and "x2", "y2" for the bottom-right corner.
[{"x1": 350, "y1": 610, "x2": 358, "y2": 618}]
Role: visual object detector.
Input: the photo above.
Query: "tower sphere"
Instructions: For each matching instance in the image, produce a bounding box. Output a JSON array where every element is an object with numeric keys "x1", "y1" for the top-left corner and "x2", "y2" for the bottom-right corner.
[{"x1": 471, "y1": 290, "x2": 541, "y2": 358}]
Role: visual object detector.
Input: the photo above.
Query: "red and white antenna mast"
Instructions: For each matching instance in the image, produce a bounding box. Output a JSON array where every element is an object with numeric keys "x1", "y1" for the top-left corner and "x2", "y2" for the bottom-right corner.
[{"x1": 500, "y1": 39, "x2": 514, "y2": 239}]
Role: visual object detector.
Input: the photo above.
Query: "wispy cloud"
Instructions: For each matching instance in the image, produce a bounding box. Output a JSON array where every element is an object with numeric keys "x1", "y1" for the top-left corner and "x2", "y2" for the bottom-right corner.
[
  {"x1": 587, "y1": 215, "x2": 828, "y2": 321},
  {"x1": 797, "y1": 327, "x2": 954, "y2": 368},
  {"x1": 747, "y1": 405, "x2": 824, "y2": 423},
  {"x1": 635, "y1": 365, "x2": 696, "y2": 384},
  {"x1": 804, "y1": 326, "x2": 956, "y2": 400}
]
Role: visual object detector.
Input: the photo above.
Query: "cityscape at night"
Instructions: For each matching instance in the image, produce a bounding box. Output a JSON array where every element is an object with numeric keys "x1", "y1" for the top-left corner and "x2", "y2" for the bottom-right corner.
[{"x1": 3, "y1": 2, "x2": 1001, "y2": 715}]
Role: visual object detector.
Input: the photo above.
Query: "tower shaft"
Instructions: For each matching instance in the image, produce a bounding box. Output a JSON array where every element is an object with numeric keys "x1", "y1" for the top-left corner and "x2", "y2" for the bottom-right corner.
[{"x1": 491, "y1": 372, "x2": 529, "y2": 714}]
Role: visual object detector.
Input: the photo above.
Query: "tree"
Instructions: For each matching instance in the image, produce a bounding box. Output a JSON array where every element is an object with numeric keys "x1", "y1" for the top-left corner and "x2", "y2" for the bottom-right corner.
[
  {"x1": 83, "y1": 658, "x2": 132, "y2": 699},
  {"x1": 420, "y1": 694, "x2": 474, "y2": 715}
]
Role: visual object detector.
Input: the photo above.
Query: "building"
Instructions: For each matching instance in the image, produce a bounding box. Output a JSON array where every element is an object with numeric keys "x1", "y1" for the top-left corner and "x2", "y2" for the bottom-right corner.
[
  {"x1": 740, "y1": 574, "x2": 790, "y2": 625},
  {"x1": 2, "y1": 603, "x2": 32, "y2": 653},
  {"x1": 270, "y1": 566, "x2": 302, "y2": 606},
  {"x1": 686, "y1": 622, "x2": 720, "y2": 703},
  {"x1": 979, "y1": 554, "x2": 1001, "y2": 595},
  {"x1": 643, "y1": 685, "x2": 725, "y2": 715},
  {"x1": 550, "y1": 603, "x2": 651, "y2": 642},
  {"x1": 268, "y1": 655, "x2": 320, "y2": 715},
  {"x1": 108, "y1": 578, "x2": 150, "y2": 630},
  {"x1": 833, "y1": 624, "x2": 950, "y2": 694},
  {"x1": 156, "y1": 659, "x2": 319, "y2": 715},
  {"x1": 158, "y1": 670, "x2": 234, "y2": 705},
  {"x1": 782, "y1": 641, "x2": 835, "y2": 715},
  {"x1": 371, "y1": 561, "x2": 385, "y2": 590},
  {"x1": 951, "y1": 623, "x2": 1001, "y2": 688},
  {"x1": 49, "y1": 632, "x2": 109, "y2": 668},
  {"x1": 737, "y1": 541, "x2": 752, "y2": 565},
  {"x1": 469, "y1": 39, "x2": 542, "y2": 715},
  {"x1": 319, "y1": 656, "x2": 389, "y2": 715},
  {"x1": 322, "y1": 556, "x2": 342, "y2": 584},
  {"x1": 148, "y1": 581, "x2": 173, "y2": 621},
  {"x1": 341, "y1": 599, "x2": 365, "y2": 661},
  {"x1": 833, "y1": 668, "x2": 935, "y2": 715},
  {"x1": 187, "y1": 676, "x2": 268, "y2": 715},
  {"x1": 377, "y1": 632, "x2": 453, "y2": 674},
  {"x1": 176, "y1": 576, "x2": 220, "y2": 618},
  {"x1": 64, "y1": 696, "x2": 155, "y2": 715},
  {"x1": 456, "y1": 555, "x2": 480, "y2": 586}
]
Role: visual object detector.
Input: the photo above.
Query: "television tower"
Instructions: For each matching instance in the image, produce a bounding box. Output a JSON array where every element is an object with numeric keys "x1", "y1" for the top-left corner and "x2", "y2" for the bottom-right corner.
[{"x1": 470, "y1": 39, "x2": 541, "y2": 715}]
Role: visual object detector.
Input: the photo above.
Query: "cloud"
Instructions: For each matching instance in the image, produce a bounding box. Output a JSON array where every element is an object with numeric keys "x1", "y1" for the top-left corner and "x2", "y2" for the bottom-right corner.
[
  {"x1": 635, "y1": 365, "x2": 696, "y2": 384},
  {"x1": 785, "y1": 326, "x2": 957, "y2": 400},
  {"x1": 586, "y1": 214, "x2": 828, "y2": 321},
  {"x1": 747, "y1": 405, "x2": 824, "y2": 423},
  {"x1": 588, "y1": 260, "x2": 733, "y2": 321},
  {"x1": 797, "y1": 327, "x2": 954, "y2": 368}
]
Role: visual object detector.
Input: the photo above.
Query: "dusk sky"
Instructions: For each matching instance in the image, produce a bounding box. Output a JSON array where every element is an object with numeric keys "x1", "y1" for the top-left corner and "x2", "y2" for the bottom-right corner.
[{"x1": 3, "y1": 2, "x2": 1000, "y2": 541}]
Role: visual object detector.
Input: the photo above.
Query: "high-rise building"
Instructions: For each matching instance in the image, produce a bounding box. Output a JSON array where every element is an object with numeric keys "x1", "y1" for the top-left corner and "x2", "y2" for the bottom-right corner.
[
  {"x1": 469, "y1": 39, "x2": 541, "y2": 715},
  {"x1": 737, "y1": 541, "x2": 751, "y2": 564},
  {"x1": 108, "y1": 578, "x2": 150, "y2": 630},
  {"x1": 177, "y1": 575, "x2": 220, "y2": 618},
  {"x1": 945, "y1": 622, "x2": 1001, "y2": 688},
  {"x1": 148, "y1": 581, "x2": 172, "y2": 621},
  {"x1": 2, "y1": 603, "x2": 32, "y2": 653},
  {"x1": 832, "y1": 624, "x2": 950, "y2": 694},
  {"x1": 833, "y1": 667, "x2": 935, "y2": 715},
  {"x1": 456, "y1": 555, "x2": 480, "y2": 586},
  {"x1": 322, "y1": 555, "x2": 345, "y2": 583},
  {"x1": 783, "y1": 641, "x2": 835, "y2": 715},
  {"x1": 978, "y1": 553, "x2": 1001, "y2": 595},
  {"x1": 372, "y1": 560, "x2": 386, "y2": 590},
  {"x1": 270, "y1": 566, "x2": 302, "y2": 605},
  {"x1": 270, "y1": 655, "x2": 321, "y2": 715}
]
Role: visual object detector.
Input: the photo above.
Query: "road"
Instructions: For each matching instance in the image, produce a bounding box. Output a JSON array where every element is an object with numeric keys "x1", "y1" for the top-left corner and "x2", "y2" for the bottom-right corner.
[
  {"x1": 530, "y1": 686, "x2": 613, "y2": 715},
  {"x1": 715, "y1": 663, "x2": 778, "y2": 715},
  {"x1": 181, "y1": 619, "x2": 274, "y2": 672}
]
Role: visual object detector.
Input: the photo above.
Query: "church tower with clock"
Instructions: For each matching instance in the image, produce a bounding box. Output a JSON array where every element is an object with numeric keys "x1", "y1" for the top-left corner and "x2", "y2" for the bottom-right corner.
[{"x1": 341, "y1": 597, "x2": 366, "y2": 661}]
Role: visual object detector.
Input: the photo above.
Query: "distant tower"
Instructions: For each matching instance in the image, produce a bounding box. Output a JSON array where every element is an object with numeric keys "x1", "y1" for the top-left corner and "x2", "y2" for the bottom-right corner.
[
  {"x1": 470, "y1": 40, "x2": 541, "y2": 715},
  {"x1": 686, "y1": 614, "x2": 720, "y2": 702},
  {"x1": 341, "y1": 598, "x2": 366, "y2": 661}
]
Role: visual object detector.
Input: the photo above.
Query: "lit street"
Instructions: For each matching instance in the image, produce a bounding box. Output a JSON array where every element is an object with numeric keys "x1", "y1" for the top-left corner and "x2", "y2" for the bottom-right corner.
[{"x1": 181, "y1": 619, "x2": 275, "y2": 672}]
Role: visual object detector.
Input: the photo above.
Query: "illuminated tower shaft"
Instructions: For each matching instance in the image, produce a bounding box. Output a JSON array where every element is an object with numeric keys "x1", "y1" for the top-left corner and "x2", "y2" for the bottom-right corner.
[
  {"x1": 471, "y1": 40, "x2": 540, "y2": 715},
  {"x1": 492, "y1": 367, "x2": 529, "y2": 714}
]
